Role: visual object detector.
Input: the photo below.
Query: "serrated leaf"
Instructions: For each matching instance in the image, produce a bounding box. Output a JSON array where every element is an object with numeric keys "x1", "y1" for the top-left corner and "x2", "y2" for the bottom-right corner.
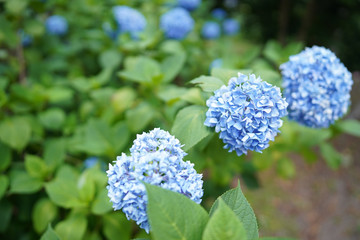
[
  {"x1": 55, "y1": 213, "x2": 87, "y2": 240},
  {"x1": 32, "y1": 198, "x2": 58, "y2": 233},
  {"x1": 0, "y1": 117, "x2": 31, "y2": 151},
  {"x1": 9, "y1": 170, "x2": 43, "y2": 194},
  {"x1": 336, "y1": 119, "x2": 360, "y2": 137},
  {"x1": 40, "y1": 224, "x2": 60, "y2": 240},
  {"x1": 102, "y1": 212, "x2": 131, "y2": 240},
  {"x1": 171, "y1": 105, "x2": 212, "y2": 151},
  {"x1": 319, "y1": 142, "x2": 342, "y2": 169},
  {"x1": 0, "y1": 175, "x2": 9, "y2": 199},
  {"x1": 190, "y1": 76, "x2": 224, "y2": 92},
  {"x1": 145, "y1": 183, "x2": 208, "y2": 240},
  {"x1": 210, "y1": 181, "x2": 259, "y2": 240},
  {"x1": 203, "y1": 199, "x2": 247, "y2": 240}
]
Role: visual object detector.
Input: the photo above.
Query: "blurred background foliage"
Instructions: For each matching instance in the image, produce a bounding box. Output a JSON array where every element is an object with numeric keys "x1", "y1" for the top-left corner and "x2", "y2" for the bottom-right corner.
[{"x1": 0, "y1": 0, "x2": 359, "y2": 239}]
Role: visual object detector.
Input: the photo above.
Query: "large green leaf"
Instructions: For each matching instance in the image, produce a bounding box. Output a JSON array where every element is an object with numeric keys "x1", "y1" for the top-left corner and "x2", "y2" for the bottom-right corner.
[
  {"x1": 203, "y1": 199, "x2": 247, "y2": 240},
  {"x1": 161, "y1": 53, "x2": 186, "y2": 83},
  {"x1": 32, "y1": 198, "x2": 58, "y2": 233},
  {"x1": 210, "y1": 181, "x2": 259, "y2": 240},
  {"x1": 0, "y1": 117, "x2": 31, "y2": 151},
  {"x1": 40, "y1": 224, "x2": 60, "y2": 240},
  {"x1": 336, "y1": 119, "x2": 360, "y2": 137},
  {"x1": 55, "y1": 212, "x2": 87, "y2": 240},
  {"x1": 102, "y1": 212, "x2": 132, "y2": 240},
  {"x1": 145, "y1": 183, "x2": 208, "y2": 240},
  {"x1": 190, "y1": 75, "x2": 224, "y2": 92},
  {"x1": 25, "y1": 154, "x2": 48, "y2": 180},
  {"x1": 9, "y1": 170, "x2": 43, "y2": 194},
  {"x1": 171, "y1": 105, "x2": 212, "y2": 151}
]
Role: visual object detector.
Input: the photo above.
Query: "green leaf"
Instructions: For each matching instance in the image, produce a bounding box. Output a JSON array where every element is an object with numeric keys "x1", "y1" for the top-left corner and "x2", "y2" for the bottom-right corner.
[
  {"x1": 25, "y1": 154, "x2": 48, "y2": 180},
  {"x1": 0, "y1": 199, "x2": 12, "y2": 233},
  {"x1": 263, "y1": 40, "x2": 282, "y2": 65},
  {"x1": 55, "y1": 213, "x2": 87, "y2": 240},
  {"x1": 0, "y1": 175, "x2": 9, "y2": 199},
  {"x1": 32, "y1": 198, "x2": 58, "y2": 233},
  {"x1": 211, "y1": 68, "x2": 252, "y2": 85},
  {"x1": 77, "y1": 170, "x2": 96, "y2": 203},
  {"x1": 91, "y1": 188, "x2": 112, "y2": 215},
  {"x1": 336, "y1": 119, "x2": 360, "y2": 137},
  {"x1": 190, "y1": 76, "x2": 224, "y2": 92},
  {"x1": 102, "y1": 212, "x2": 132, "y2": 240},
  {"x1": 161, "y1": 53, "x2": 186, "y2": 83},
  {"x1": 9, "y1": 170, "x2": 43, "y2": 194},
  {"x1": 40, "y1": 224, "x2": 60, "y2": 240},
  {"x1": 171, "y1": 105, "x2": 212, "y2": 151},
  {"x1": 111, "y1": 87, "x2": 136, "y2": 114},
  {"x1": 0, "y1": 117, "x2": 31, "y2": 151},
  {"x1": 203, "y1": 199, "x2": 247, "y2": 240},
  {"x1": 47, "y1": 87, "x2": 74, "y2": 104},
  {"x1": 44, "y1": 138, "x2": 66, "y2": 169},
  {"x1": 0, "y1": 141, "x2": 11, "y2": 171},
  {"x1": 319, "y1": 142, "x2": 342, "y2": 169},
  {"x1": 126, "y1": 102, "x2": 155, "y2": 132},
  {"x1": 210, "y1": 181, "x2": 259, "y2": 240},
  {"x1": 99, "y1": 50, "x2": 122, "y2": 69},
  {"x1": 38, "y1": 108, "x2": 66, "y2": 131},
  {"x1": 145, "y1": 183, "x2": 208, "y2": 240}
]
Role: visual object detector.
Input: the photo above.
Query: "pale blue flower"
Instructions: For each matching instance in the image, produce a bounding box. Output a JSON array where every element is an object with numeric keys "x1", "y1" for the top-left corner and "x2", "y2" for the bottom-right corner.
[
  {"x1": 160, "y1": 7, "x2": 194, "y2": 40},
  {"x1": 178, "y1": 0, "x2": 201, "y2": 11},
  {"x1": 212, "y1": 8, "x2": 227, "y2": 20},
  {"x1": 205, "y1": 73, "x2": 288, "y2": 156},
  {"x1": 280, "y1": 46, "x2": 353, "y2": 128},
  {"x1": 201, "y1": 21, "x2": 221, "y2": 39},
  {"x1": 112, "y1": 6, "x2": 146, "y2": 39},
  {"x1": 223, "y1": 19, "x2": 240, "y2": 35},
  {"x1": 46, "y1": 15, "x2": 68, "y2": 36},
  {"x1": 107, "y1": 128, "x2": 203, "y2": 233}
]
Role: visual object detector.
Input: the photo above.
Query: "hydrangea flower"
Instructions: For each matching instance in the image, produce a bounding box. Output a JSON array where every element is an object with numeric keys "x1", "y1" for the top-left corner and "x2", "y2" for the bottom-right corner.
[
  {"x1": 160, "y1": 7, "x2": 194, "y2": 40},
  {"x1": 209, "y1": 58, "x2": 223, "y2": 72},
  {"x1": 212, "y1": 8, "x2": 227, "y2": 20},
  {"x1": 107, "y1": 128, "x2": 203, "y2": 233},
  {"x1": 45, "y1": 15, "x2": 68, "y2": 36},
  {"x1": 18, "y1": 30, "x2": 32, "y2": 47},
  {"x1": 178, "y1": 0, "x2": 201, "y2": 11},
  {"x1": 83, "y1": 157, "x2": 107, "y2": 171},
  {"x1": 204, "y1": 73, "x2": 288, "y2": 156},
  {"x1": 280, "y1": 46, "x2": 353, "y2": 128},
  {"x1": 112, "y1": 6, "x2": 146, "y2": 39},
  {"x1": 201, "y1": 21, "x2": 221, "y2": 39},
  {"x1": 223, "y1": 18, "x2": 240, "y2": 35}
]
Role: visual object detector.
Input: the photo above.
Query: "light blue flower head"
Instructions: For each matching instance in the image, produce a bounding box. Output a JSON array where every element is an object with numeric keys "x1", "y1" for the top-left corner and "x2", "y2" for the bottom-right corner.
[
  {"x1": 112, "y1": 6, "x2": 146, "y2": 39},
  {"x1": 280, "y1": 46, "x2": 353, "y2": 128},
  {"x1": 205, "y1": 73, "x2": 288, "y2": 156},
  {"x1": 178, "y1": 0, "x2": 201, "y2": 11},
  {"x1": 223, "y1": 18, "x2": 240, "y2": 35},
  {"x1": 201, "y1": 21, "x2": 221, "y2": 39},
  {"x1": 107, "y1": 128, "x2": 203, "y2": 233},
  {"x1": 46, "y1": 15, "x2": 68, "y2": 36},
  {"x1": 160, "y1": 7, "x2": 194, "y2": 40},
  {"x1": 212, "y1": 8, "x2": 227, "y2": 20}
]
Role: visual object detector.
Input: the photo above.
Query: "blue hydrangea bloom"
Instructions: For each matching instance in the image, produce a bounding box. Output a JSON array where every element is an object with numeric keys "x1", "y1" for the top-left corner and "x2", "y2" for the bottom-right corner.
[
  {"x1": 212, "y1": 8, "x2": 227, "y2": 20},
  {"x1": 280, "y1": 46, "x2": 353, "y2": 128},
  {"x1": 178, "y1": 0, "x2": 201, "y2": 11},
  {"x1": 112, "y1": 6, "x2": 146, "y2": 39},
  {"x1": 18, "y1": 30, "x2": 32, "y2": 47},
  {"x1": 84, "y1": 157, "x2": 107, "y2": 171},
  {"x1": 205, "y1": 73, "x2": 288, "y2": 156},
  {"x1": 107, "y1": 128, "x2": 203, "y2": 233},
  {"x1": 223, "y1": 19, "x2": 240, "y2": 35},
  {"x1": 209, "y1": 58, "x2": 223, "y2": 72},
  {"x1": 46, "y1": 15, "x2": 68, "y2": 36},
  {"x1": 201, "y1": 21, "x2": 221, "y2": 39},
  {"x1": 160, "y1": 8, "x2": 194, "y2": 40}
]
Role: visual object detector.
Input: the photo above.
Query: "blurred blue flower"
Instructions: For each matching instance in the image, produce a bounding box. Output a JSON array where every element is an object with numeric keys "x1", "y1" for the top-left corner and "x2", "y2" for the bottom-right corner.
[
  {"x1": 84, "y1": 157, "x2": 107, "y2": 171},
  {"x1": 280, "y1": 46, "x2": 353, "y2": 128},
  {"x1": 211, "y1": 8, "x2": 227, "y2": 20},
  {"x1": 223, "y1": 18, "x2": 240, "y2": 35},
  {"x1": 112, "y1": 6, "x2": 146, "y2": 39},
  {"x1": 209, "y1": 58, "x2": 223, "y2": 72},
  {"x1": 46, "y1": 15, "x2": 68, "y2": 36},
  {"x1": 201, "y1": 21, "x2": 221, "y2": 39},
  {"x1": 160, "y1": 8, "x2": 194, "y2": 40},
  {"x1": 205, "y1": 73, "x2": 288, "y2": 156},
  {"x1": 107, "y1": 128, "x2": 203, "y2": 233},
  {"x1": 178, "y1": 0, "x2": 201, "y2": 11},
  {"x1": 18, "y1": 30, "x2": 32, "y2": 47},
  {"x1": 102, "y1": 22, "x2": 119, "y2": 40}
]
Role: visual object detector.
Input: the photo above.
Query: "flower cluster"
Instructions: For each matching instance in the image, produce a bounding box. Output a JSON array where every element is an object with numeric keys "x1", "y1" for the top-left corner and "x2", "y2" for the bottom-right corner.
[
  {"x1": 280, "y1": 46, "x2": 353, "y2": 128},
  {"x1": 223, "y1": 19, "x2": 240, "y2": 35},
  {"x1": 201, "y1": 21, "x2": 221, "y2": 39},
  {"x1": 112, "y1": 6, "x2": 146, "y2": 39},
  {"x1": 178, "y1": 0, "x2": 201, "y2": 11},
  {"x1": 160, "y1": 8, "x2": 194, "y2": 40},
  {"x1": 45, "y1": 15, "x2": 68, "y2": 36},
  {"x1": 212, "y1": 8, "x2": 227, "y2": 20},
  {"x1": 205, "y1": 73, "x2": 288, "y2": 156},
  {"x1": 107, "y1": 128, "x2": 203, "y2": 233}
]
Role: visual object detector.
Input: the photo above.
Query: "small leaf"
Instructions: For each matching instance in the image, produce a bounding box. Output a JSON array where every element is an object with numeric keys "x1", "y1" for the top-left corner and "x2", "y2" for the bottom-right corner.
[
  {"x1": 25, "y1": 154, "x2": 48, "y2": 180},
  {"x1": 145, "y1": 183, "x2": 208, "y2": 240},
  {"x1": 190, "y1": 76, "x2": 224, "y2": 92},
  {"x1": 32, "y1": 198, "x2": 58, "y2": 233},
  {"x1": 319, "y1": 142, "x2": 342, "y2": 169},
  {"x1": 9, "y1": 170, "x2": 43, "y2": 194},
  {"x1": 40, "y1": 224, "x2": 60, "y2": 240},
  {"x1": 210, "y1": 181, "x2": 259, "y2": 240},
  {"x1": 203, "y1": 199, "x2": 247, "y2": 240},
  {"x1": 99, "y1": 50, "x2": 122, "y2": 69},
  {"x1": 38, "y1": 108, "x2": 66, "y2": 131},
  {"x1": 336, "y1": 119, "x2": 360, "y2": 137},
  {"x1": 55, "y1": 213, "x2": 87, "y2": 240},
  {"x1": 0, "y1": 175, "x2": 9, "y2": 199},
  {"x1": 0, "y1": 117, "x2": 31, "y2": 151},
  {"x1": 102, "y1": 212, "x2": 131, "y2": 240},
  {"x1": 171, "y1": 105, "x2": 212, "y2": 151}
]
